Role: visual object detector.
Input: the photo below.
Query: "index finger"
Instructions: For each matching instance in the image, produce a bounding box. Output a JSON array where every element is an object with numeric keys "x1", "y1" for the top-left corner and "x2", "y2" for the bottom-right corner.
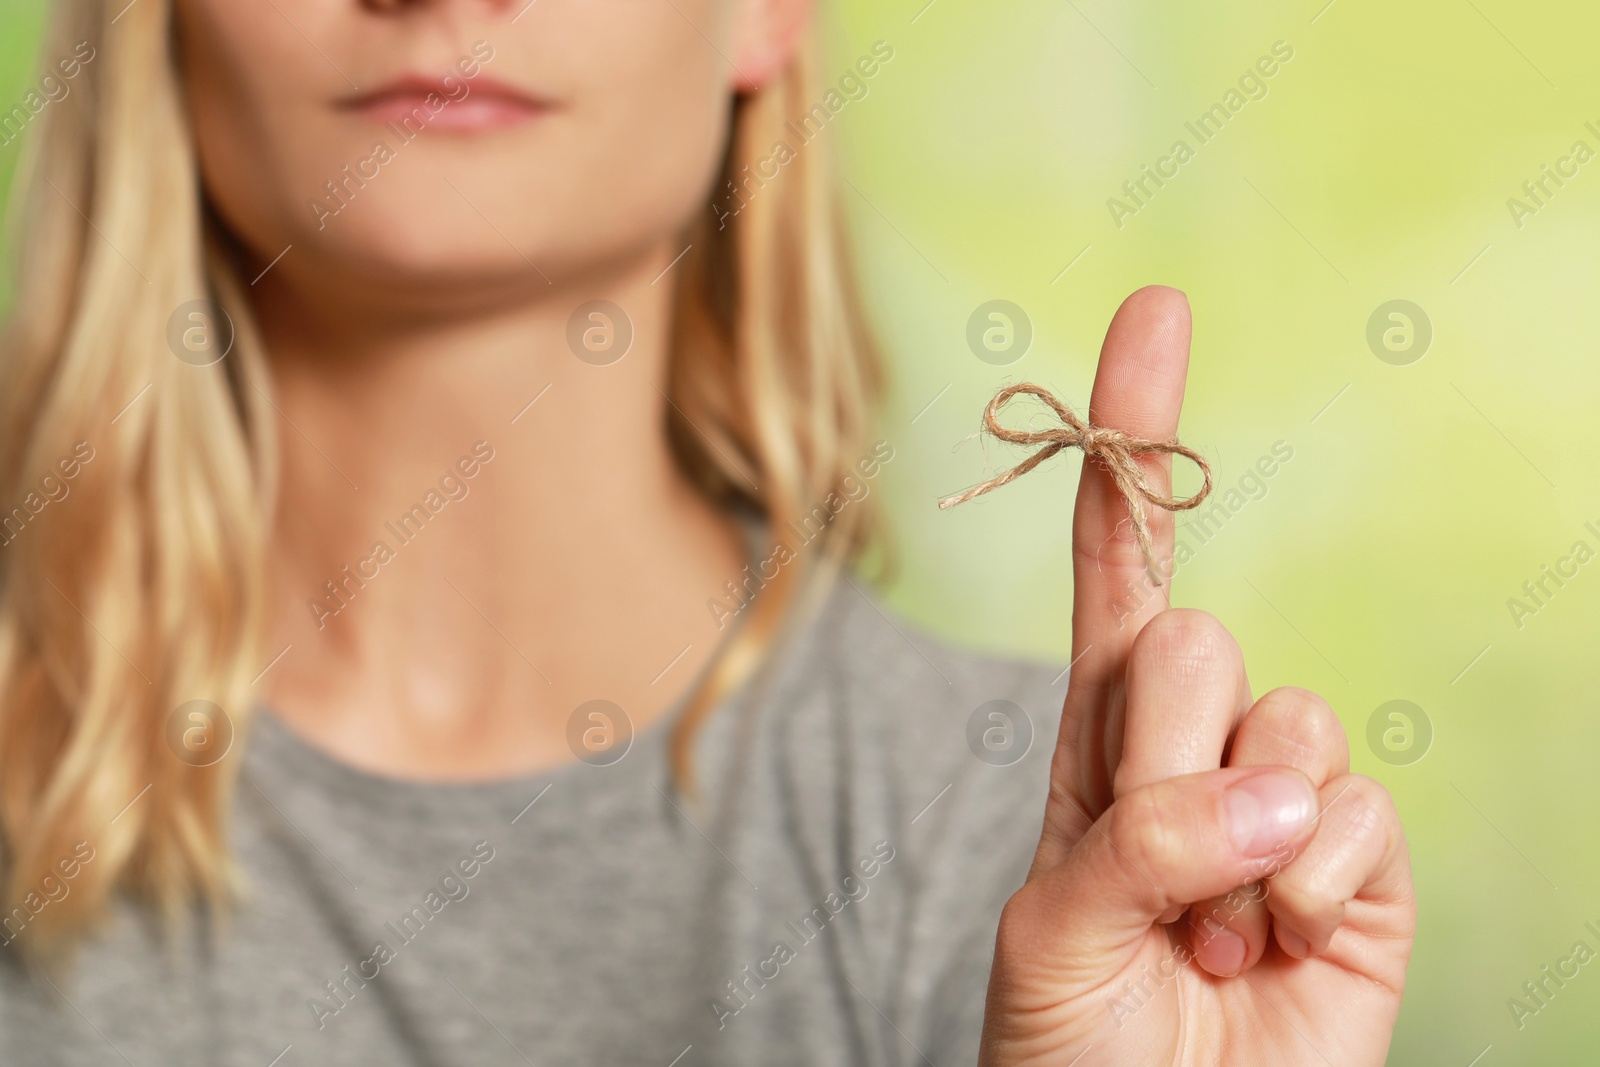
[{"x1": 1066, "y1": 285, "x2": 1194, "y2": 702}]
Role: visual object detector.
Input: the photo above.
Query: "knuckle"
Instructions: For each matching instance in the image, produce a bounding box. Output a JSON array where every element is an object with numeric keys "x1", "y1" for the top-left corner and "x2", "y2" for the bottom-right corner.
[
  {"x1": 1073, "y1": 528, "x2": 1173, "y2": 599},
  {"x1": 1332, "y1": 774, "x2": 1399, "y2": 841},
  {"x1": 1270, "y1": 860, "x2": 1340, "y2": 916},
  {"x1": 1112, "y1": 783, "x2": 1191, "y2": 879},
  {"x1": 1337, "y1": 771, "x2": 1401, "y2": 844},
  {"x1": 1280, "y1": 895, "x2": 1347, "y2": 944},
  {"x1": 1135, "y1": 608, "x2": 1240, "y2": 672},
  {"x1": 1270, "y1": 871, "x2": 1349, "y2": 938},
  {"x1": 1257, "y1": 686, "x2": 1335, "y2": 732},
  {"x1": 1264, "y1": 849, "x2": 1342, "y2": 928},
  {"x1": 1246, "y1": 687, "x2": 1349, "y2": 767}
]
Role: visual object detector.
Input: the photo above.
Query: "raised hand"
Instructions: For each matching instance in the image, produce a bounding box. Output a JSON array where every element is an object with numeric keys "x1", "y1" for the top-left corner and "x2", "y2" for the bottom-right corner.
[{"x1": 978, "y1": 287, "x2": 1415, "y2": 1066}]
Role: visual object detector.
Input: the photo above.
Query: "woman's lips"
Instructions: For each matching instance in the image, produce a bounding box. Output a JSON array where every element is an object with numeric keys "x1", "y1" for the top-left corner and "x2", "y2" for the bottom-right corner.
[{"x1": 337, "y1": 75, "x2": 551, "y2": 132}]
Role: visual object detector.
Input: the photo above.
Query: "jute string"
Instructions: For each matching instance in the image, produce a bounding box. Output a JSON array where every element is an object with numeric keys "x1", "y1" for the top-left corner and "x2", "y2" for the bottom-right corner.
[{"x1": 937, "y1": 383, "x2": 1213, "y2": 587}]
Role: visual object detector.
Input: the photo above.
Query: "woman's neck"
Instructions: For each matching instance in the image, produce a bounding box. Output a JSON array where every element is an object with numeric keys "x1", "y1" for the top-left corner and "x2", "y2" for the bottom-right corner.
[{"x1": 253, "y1": 240, "x2": 747, "y2": 781}]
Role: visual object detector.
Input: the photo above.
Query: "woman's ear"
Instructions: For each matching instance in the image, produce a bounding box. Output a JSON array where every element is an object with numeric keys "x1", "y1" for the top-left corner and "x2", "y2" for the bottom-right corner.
[{"x1": 730, "y1": 0, "x2": 815, "y2": 91}]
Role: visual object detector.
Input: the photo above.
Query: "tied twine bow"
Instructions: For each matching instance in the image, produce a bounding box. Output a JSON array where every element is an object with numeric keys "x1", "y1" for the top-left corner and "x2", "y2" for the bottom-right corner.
[{"x1": 937, "y1": 383, "x2": 1213, "y2": 586}]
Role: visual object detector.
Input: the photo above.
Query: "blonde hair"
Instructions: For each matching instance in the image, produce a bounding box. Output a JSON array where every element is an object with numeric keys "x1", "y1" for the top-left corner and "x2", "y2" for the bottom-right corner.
[{"x1": 0, "y1": 0, "x2": 882, "y2": 958}]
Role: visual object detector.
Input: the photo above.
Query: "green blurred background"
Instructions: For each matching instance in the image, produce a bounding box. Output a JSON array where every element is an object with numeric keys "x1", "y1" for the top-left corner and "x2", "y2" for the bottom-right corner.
[{"x1": 3, "y1": 0, "x2": 1597, "y2": 1062}]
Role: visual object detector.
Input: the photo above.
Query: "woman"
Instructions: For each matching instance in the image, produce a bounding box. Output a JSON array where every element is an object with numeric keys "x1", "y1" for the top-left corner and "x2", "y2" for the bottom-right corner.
[{"x1": 0, "y1": 0, "x2": 1415, "y2": 1063}]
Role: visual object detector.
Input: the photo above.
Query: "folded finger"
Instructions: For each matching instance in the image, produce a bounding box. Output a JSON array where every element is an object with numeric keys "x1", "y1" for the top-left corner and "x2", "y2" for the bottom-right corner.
[
  {"x1": 1227, "y1": 686, "x2": 1349, "y2": 785},
  {"x1": 1013, "y1": 766, "x2": 1320, "y2": 976},
  {"x1": 1114, "y1": 608, "x2": 1251, "y2": 800},
  {"x1": 1264, "y1": 774, "x2": 1411, "y2": 959},
  {"x1": 1184, "y1": 686, "x2": 1346, "y2": 973}
]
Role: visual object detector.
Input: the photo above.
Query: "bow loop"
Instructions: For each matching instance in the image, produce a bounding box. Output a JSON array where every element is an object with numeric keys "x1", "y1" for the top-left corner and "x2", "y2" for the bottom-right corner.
[{"x1": 937, "y1": 383, "x2": 1213, "y2": 586}]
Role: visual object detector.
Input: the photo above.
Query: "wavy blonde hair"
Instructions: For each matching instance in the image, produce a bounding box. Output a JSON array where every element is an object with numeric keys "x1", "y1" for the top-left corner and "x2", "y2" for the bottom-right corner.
[{"x1": 0, "y1": 0, "x2": 882, "y2": 959}]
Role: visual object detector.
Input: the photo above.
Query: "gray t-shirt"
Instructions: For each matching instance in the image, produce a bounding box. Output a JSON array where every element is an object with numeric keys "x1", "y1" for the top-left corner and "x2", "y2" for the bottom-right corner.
[{"x1": 0, "y1": 575, "x2": 1065, "y2": 1066}]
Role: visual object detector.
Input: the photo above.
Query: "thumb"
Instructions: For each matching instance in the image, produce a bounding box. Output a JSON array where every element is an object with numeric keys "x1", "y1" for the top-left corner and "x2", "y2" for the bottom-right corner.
[{"x1": 1007, "y1": 767, "x2": 1319, "y2": 977}]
